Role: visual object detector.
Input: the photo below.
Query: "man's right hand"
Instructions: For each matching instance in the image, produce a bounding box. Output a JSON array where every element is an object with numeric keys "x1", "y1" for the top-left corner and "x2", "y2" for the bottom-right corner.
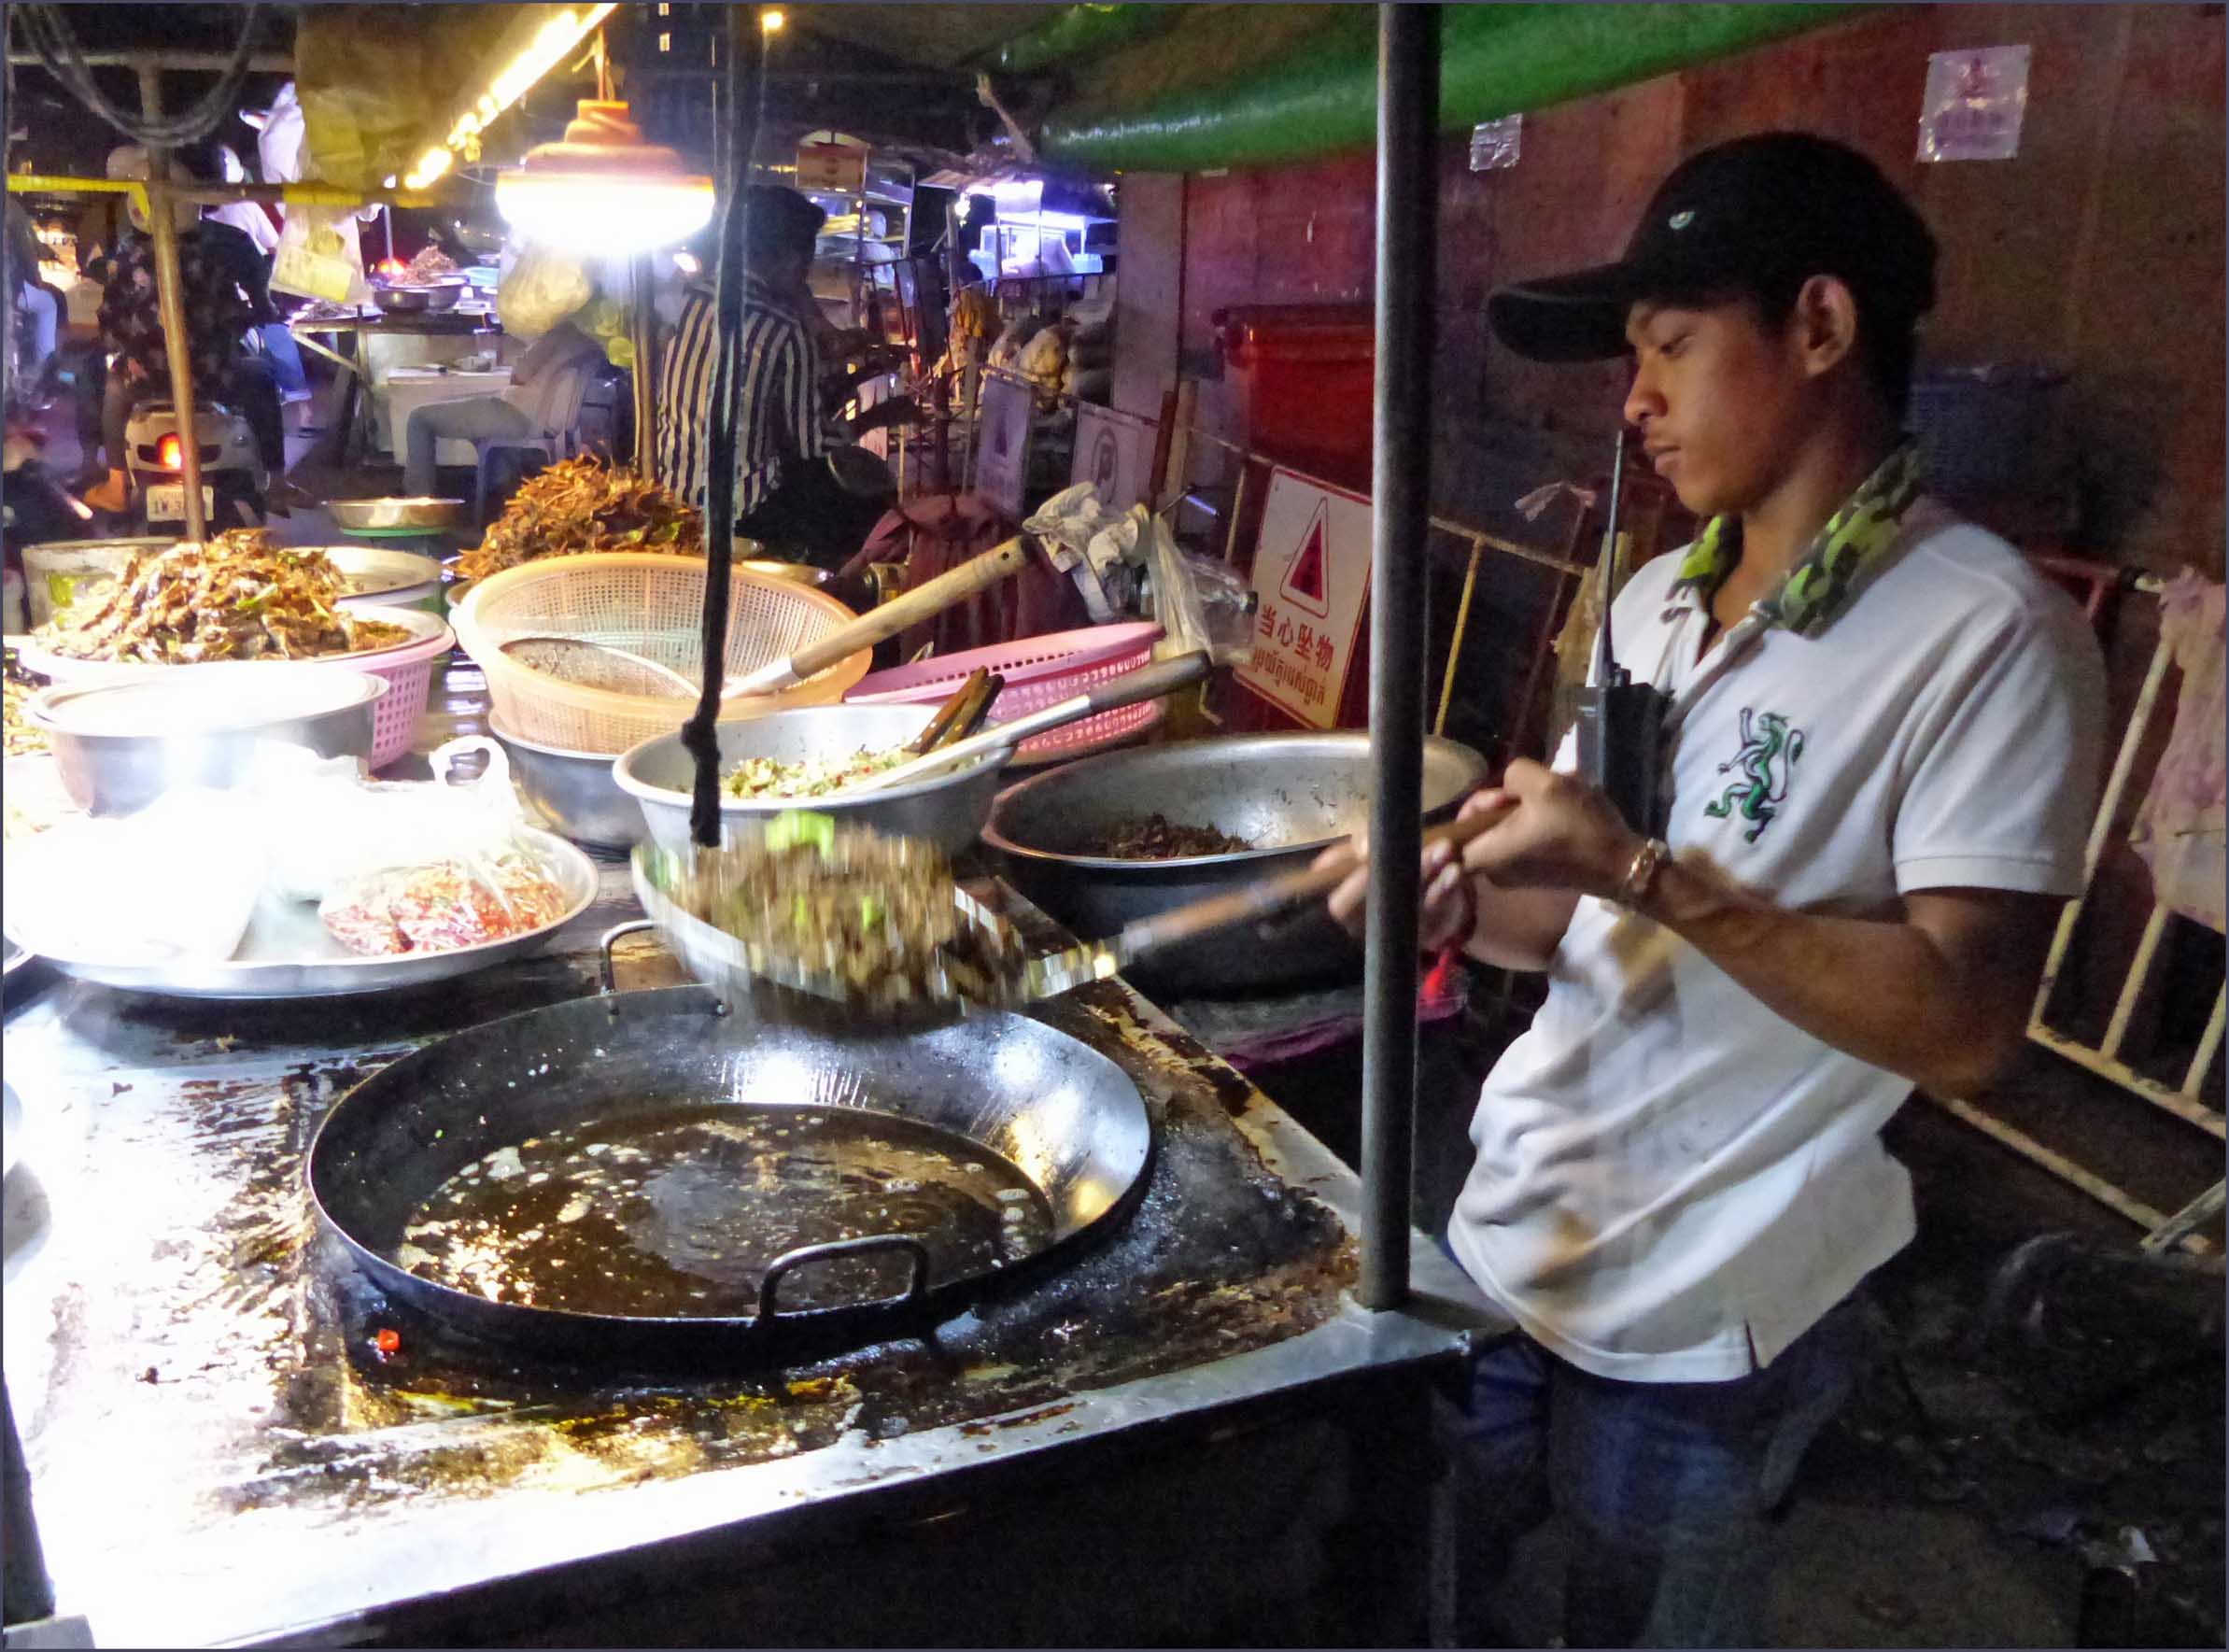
[{"x1": 1317, "y1": 789, "x2": 1507, "y2": 950}]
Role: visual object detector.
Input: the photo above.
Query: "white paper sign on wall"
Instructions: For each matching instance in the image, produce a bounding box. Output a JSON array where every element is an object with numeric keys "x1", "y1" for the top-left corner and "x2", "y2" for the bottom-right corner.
[
  {"x1": 1918, "y1": 45, "x2": 2031, "y2": 162},
  {"x1": 973, "y1": 372, "x2": 1035, "y2": 520},
  {"x1": 1234, "y1": 469, "x2": 1374, "y2": 730},
  {"x1": 1069, "y1": 403, "x2": 1157, "y2": 513}
]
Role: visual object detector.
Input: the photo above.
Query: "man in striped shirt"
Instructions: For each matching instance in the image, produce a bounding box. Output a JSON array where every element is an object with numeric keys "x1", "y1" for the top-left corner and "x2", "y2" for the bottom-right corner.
[{"x1": 656, "y1": 187, "x2": 862, "y2": 562}]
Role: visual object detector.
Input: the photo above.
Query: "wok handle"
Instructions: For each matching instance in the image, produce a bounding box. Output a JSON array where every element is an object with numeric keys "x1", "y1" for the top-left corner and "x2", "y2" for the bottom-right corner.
[
  {"x1": 598, "y1": 919, "x2": 658, "y2": 997},
  {"x1": 757, "y1": 1234, "x2": 935, "y2": 1324}
]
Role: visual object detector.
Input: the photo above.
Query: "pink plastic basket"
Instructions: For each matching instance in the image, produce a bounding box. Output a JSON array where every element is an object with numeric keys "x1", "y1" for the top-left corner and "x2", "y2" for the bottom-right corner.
[
  {"x1": 845, "y1": 622, "x2": 1164, "y2": 759},
  {"x1": 357, "y1": 619, "x2": 453, "y2": 770}
]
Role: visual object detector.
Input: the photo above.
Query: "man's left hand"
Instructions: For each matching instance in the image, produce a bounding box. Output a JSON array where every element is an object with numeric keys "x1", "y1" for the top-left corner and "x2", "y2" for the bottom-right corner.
[{"x1": 1461, "y1": 758, "x2": 1644, "y2": 901}]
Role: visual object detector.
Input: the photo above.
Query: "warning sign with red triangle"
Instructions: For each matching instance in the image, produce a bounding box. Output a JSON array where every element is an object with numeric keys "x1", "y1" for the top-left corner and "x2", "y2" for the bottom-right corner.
[
  {"x1": 1236, "y1": 470, "x2": 1373, "y2": 730},
  {"x1": 1278, "y1": 500, "x2": 1333, "y2": 617}
]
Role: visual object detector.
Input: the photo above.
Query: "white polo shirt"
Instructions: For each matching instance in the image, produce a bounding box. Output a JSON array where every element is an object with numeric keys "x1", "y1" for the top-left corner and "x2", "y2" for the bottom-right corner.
[{"x1": 1447, "y1": 498, "x2": 2107, "y2": 1382}]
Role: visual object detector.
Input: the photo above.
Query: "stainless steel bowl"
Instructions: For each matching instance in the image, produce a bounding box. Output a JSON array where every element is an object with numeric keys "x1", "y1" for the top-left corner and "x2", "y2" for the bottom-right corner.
[
  {"x1": 34, "y1": 671, "x2": 388, "y2": 817},
  {"x1": 328, "y1": 497, "x2": 469, "y2": 533},
  {"x1": 370, "y1": 284, "x2": 458, "y2": 314},
  {"x1": 984, "y1": 731, "x2": 1491, "y2": 997},
  {"x1": 492, "y1": 725, "x2": 645, "y2": 851},
  {"x1": 615, "y1": 704, "x2": 1005, "y2": 857}
]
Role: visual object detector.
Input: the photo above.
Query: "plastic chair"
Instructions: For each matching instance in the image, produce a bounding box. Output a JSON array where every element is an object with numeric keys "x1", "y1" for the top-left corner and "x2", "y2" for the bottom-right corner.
[{"x1": 471, "y1": 356, "x2": 599, "y2": 525}]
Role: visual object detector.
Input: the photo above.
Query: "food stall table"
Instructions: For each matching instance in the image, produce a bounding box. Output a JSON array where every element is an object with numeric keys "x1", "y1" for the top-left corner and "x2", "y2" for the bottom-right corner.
[
  {"x1": 289, "y1": 308, "x2": 502, "y2": 473},
  {"x1": 0, "y1": 667, "x2": 1508, "y2": 1649}
]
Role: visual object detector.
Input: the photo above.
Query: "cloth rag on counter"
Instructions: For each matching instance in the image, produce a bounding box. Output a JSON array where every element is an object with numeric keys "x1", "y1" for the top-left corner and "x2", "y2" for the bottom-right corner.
[{"x1": 2130, "y1": 571, "x2": 2225, "y2": 932}]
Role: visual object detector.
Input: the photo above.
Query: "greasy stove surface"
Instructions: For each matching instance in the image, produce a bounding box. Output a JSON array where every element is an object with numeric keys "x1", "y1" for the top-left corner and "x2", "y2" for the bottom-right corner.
[{"x1": 4, "y1": 854, "x2": 1486, "y2": 1647}]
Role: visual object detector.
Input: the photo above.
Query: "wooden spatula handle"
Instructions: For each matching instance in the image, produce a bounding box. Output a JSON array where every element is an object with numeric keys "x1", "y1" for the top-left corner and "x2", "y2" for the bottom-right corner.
[
  {"x1": 1116, "y1": 794, "x2": 1517, "y2": 958},
  {"x1": 785, "y1": 538, "x2": 1031, "y2": 681}
]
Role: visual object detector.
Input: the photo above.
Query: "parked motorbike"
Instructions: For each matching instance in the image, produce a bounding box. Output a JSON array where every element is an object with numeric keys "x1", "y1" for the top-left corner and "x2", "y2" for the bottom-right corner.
[{"x1": 120, "y1": 399, "x2": 267, "y2": 532}]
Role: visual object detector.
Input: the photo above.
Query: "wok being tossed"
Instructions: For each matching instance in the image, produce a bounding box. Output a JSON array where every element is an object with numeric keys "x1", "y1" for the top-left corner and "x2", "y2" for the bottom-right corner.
[{"x1": 634, "y1": 798, "x2": 1519, "y2": 1022}]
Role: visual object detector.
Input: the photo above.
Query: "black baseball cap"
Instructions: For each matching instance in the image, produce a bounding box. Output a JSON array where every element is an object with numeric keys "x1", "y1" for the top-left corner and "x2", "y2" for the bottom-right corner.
[{"x1": 1487, "y1": 133, "x2": 1938, "y2": 363}]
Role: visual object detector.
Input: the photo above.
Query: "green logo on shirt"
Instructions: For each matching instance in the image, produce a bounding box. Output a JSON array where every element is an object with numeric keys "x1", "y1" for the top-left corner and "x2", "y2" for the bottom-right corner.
[{"x1": 1704, "y1": 708, "x2": 1806, "y2": 842}]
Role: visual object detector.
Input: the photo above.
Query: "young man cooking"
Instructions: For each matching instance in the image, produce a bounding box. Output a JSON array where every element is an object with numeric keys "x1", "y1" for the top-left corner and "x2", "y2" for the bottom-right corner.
[{"x1": 1326, "y1": 133, "x2": 2106, "y2": 1646}]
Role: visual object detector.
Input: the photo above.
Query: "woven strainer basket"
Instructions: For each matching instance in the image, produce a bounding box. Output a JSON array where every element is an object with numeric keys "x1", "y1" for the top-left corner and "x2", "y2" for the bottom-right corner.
[{"x1": 453, "y1": 553, "x2": 869, "y2": 755}]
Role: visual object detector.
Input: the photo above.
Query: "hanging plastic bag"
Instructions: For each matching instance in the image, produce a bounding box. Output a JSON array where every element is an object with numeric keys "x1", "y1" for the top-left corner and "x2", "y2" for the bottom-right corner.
[
  {"x1": 1138, "y1": 508, "x2": 1255, "y2": 667},
  {"x1": 271, "y1": 204, "x2": 370, "y2": 304},
  {"x1": 498, "y1": 247, "x2": 595, "y2": 341}
]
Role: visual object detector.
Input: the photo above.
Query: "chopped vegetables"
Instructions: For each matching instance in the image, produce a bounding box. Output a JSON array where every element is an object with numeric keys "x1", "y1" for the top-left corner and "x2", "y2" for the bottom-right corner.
[
  {"x1": 721, "y1": 744, "x2": 920, "y2": 801},
  {"x1": 33, "y1": 531, "x2": 411, "y2": 665},
  {"x1": 321, "y1": 855, "x2": 571, "y2": 957},
  {"x1": 4, "y1": 653, "x2": 50, "y2": 757},
  {"x1": 456, "y1": 456, "x2": 702, "y2": 582}
]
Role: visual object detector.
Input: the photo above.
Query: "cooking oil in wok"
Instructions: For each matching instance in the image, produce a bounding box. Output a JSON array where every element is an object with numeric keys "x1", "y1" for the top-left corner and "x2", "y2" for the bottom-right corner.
[{"x1": 395, "y1": 1101, "x2": 1054, "y2": 1318}]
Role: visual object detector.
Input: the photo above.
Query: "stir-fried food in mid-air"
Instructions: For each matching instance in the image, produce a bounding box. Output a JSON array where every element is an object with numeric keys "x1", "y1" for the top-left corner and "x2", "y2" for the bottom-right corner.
[
  {"x1": 1087, "y1": 812, "x2": 1256, "y2": 859},
  {"x1": 3, "y1": 654, "x2": 50, "y2": 757},
  {"x1": 456, "y1": 456, "x2": 702, "y2": 581},
  {"x1": 721, "y1": 744, "x2": 922, "y2": 800},
  {"x1": 34, "y1": 532, "x2": 411, "y2": 664},
  {"x1": 666, "y1": 815, "x2": 1007, "y2": 1008}
]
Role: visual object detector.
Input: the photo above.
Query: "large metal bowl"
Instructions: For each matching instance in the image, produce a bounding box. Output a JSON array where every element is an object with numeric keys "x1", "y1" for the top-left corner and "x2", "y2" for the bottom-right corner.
[
  {"x1": 615, "y1": 704, "x2": 1004, "y2": 857},
  {"x1": 33, "y1": 671, "x2": 388, "y2": 817},
  {"x1": 492, "y1": 724, "x2": 645, "y2": 851},
  {"x1": 328, "y1": 497, "x2": 469, "y2": 533},
  {"x1": 985, "y1": 732, "x2": 1491, "y2": 997}
]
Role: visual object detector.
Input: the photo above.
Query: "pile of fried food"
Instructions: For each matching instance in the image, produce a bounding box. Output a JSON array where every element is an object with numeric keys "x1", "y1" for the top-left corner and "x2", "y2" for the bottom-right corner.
[
  {"x1": 722, "y1": 745, "x2": 917, "y2": 801},
  {"x1": 456, "y1": 457, "x2": 703, "y2": 582},
  {"x1": 665, "y1": 814, "x2": 1007, "y2": 1010},
  {"x1": 402, "y1": 245, "x2": 459, "y2": 283},
  {"x1": 33, "y1": 531, "x2": 410, "y2": 664},
  {"x1": 4, "y1": 652, "x2": 50, "y2": 757}
]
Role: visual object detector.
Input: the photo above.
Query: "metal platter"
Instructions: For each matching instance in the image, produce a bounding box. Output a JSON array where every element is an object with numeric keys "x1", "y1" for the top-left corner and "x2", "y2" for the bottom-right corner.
[
  {"x1": 328, "y1": 497, "x2": 470, "y2": 533},
  {"x1": 4, "y1": 826, "x2": 599, "y2": 1000}
]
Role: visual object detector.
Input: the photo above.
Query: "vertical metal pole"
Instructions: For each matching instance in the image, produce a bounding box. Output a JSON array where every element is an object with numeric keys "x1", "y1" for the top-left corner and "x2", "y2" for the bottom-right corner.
[
  {"x1": 629, "y1": 253, "x2": 658, "y2": 469},
  {"x1": 137, "y1": 64, "x2": 207, "y2": 541},
  {"x1": 1358, "y1": 1, "x2": 1438, "y2": 1312}
]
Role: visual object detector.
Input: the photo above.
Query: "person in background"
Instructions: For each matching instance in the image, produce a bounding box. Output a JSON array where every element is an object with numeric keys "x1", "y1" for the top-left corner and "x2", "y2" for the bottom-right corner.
[
  {"x1": 1323, "y1": 134, "x2": 2107, "y2": 1647},
  {"x1": 400, "y1": 317, "x2": 603, "y2": 498},
  {"x1": 656, "y1": 187, "x2": 908, "y2": 569},
  {"x1": 6, "y1": 196, "x2": 61, "y2": 398},
  {"x1": 203, "y1": 139, "x2": 312, "y2": 404},
  {"x1": 655, "y1": 188, "x2": 829, "y2": 538},
  {"x1": 84, "y1": 144, "x2": 300, "y2": 515}
]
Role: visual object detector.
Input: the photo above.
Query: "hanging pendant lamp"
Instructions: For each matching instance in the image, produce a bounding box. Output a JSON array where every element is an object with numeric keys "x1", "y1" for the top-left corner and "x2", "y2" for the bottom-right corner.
[{"x1": 495, "y1": 99, "x2": 714, "y2": 254}]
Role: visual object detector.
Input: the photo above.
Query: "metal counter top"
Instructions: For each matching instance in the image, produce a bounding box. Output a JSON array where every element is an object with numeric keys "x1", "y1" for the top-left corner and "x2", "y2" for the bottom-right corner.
[{"x1": 0, "y1": 665, "x2": 1505, "y2": 1648}]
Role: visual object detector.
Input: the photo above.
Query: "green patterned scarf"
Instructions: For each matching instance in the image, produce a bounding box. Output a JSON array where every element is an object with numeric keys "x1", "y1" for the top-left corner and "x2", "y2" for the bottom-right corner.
[{"x1": 1669, "y1": 442, "x2": 1927, "y2": 636}]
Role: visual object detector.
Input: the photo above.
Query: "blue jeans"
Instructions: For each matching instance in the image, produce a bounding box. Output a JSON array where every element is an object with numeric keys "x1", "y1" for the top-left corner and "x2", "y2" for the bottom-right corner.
[
  {"x1": 1447, "y1": 1289, "x2": 1876, "y2": 1647},
  {"x1": 402, "y1": 395, "x2": 533, "y2": 497},
  {"x1": 257, "y1": 321, "x2": 310, "y2": 396}
]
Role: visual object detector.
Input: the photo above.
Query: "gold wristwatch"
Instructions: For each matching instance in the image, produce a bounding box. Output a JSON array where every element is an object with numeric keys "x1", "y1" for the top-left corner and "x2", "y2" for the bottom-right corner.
[{"x1": 1616, "y1": 836, "x2": 1672, "y2": 910}]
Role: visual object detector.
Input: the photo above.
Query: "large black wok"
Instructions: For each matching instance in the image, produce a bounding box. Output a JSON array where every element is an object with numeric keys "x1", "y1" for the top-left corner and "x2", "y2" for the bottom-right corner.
[{"x1": 306, "y1": 925, "x2": 1154, "y2": 1362}]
